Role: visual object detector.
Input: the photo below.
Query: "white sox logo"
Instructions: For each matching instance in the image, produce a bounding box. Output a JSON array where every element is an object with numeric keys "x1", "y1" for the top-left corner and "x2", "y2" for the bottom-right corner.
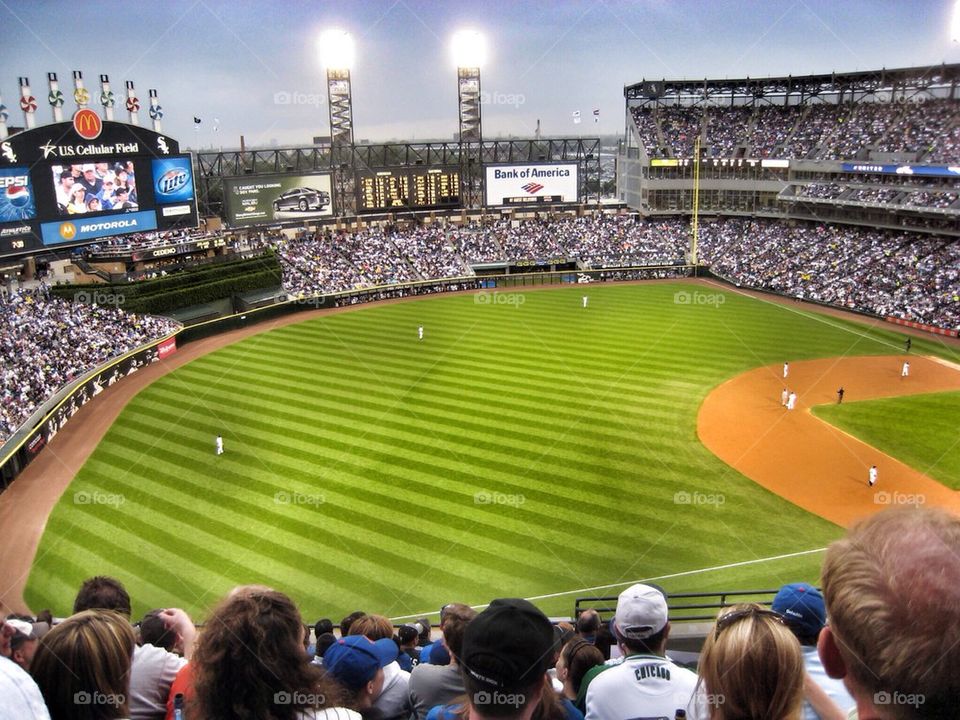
[
  {"x1": 1, "y1": 142, "x2": 15, "y2": 163},
  {"x1": 157, "y1": 137, "x2": 169, "y2": 155}
]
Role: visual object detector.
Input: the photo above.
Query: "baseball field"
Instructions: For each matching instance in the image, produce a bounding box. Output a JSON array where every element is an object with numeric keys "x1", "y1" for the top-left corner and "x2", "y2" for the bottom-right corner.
[{"x1": 19, "y1": 282, "x2": 960, "y2": 621}]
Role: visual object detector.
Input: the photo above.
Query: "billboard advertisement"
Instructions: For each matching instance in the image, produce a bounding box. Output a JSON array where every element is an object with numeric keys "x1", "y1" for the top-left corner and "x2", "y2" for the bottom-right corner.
[
  {"x1": 0, "y1": 116, "x2": 197, "y2": 257},
  {"x1": 484, "y1": 162, "x2": 579, "y2": 206},
  {"x1": 0, "y1": 167, "x2": 37, "y2": 223},
  {"x1": 223, "y1": 173, "x2": 334, "y2": 227}
]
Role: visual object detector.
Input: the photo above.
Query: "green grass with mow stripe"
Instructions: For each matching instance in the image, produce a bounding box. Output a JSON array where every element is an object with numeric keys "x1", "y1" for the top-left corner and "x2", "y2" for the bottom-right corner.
[
  {"x1": 813, "y1": 391, "x2": 960, "y2": 490},
  {"x1": 23, "y1": 282, "x2": 955, "y2": 621}
]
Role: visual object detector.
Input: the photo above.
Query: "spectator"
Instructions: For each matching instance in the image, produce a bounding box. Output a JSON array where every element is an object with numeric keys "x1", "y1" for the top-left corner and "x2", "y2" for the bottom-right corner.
[
  {"x1": 457, "y1": 598, "x2": 576, "y2": 720},
  {"x1": 349, "y1": 614, "x2": 412, "y2": 720},
  {"x1": 191, "y1": 585, "x2": 352, "y2": 720},
  {"x1": 341, "y1": 611, "x2": 367, "y2": 638},
  {"x1": 6, "y1": 618, "x2": 49, "y2": 672},
  {"x1": 397, "y1": 625, "x2": 422, "y2": 671},
  {"x1": 694, "y1": 603, "x2": 805, "y2": 719},
  {"x1": 556, "y1": 638, "x2": 604, "y2": 713},
  {"x1": 31, "y1": 610, "x2": 135, "y2": 720},
  {"x1": 323, "y1": 635, "x2": 398, "y2": 715},
  {"x1": 771, "y1": 583, "x2": 855, "y2": 719},
  {"x1": 73, "y1": 576, "x2": 195, "y2": 720},
  {"x1": 138, "y1": 610, "x2": 177, "y2": 654},
  {"x1": 818, "y1": 507, "x2": 960, "y2": 719},
  {"x1": 0, "y1": 615, "x2": 50, "y2": 720},
  {"x1": 584, "y1": 584, "x2": 697, "y2": 720},
  {"x1": 409, "y1": 603, "x2": 477, "y2": 720}
]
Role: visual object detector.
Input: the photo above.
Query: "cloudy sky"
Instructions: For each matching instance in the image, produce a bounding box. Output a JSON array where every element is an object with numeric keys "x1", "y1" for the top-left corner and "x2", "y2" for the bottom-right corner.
[{"x1": 2, "y1": 0, "x2": 959, "y2": 149}]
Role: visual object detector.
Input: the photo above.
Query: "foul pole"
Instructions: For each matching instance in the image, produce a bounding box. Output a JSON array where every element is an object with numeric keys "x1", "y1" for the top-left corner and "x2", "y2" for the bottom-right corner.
[{"x1": 691, "y1": 135, "x2": 701, "y2": 273}]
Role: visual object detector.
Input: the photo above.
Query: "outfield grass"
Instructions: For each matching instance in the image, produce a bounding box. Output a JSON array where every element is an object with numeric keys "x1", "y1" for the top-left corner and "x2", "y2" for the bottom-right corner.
[
  {"x1": 813, "y1": 391, "x2": 960, "y2": 490},
  {"x1": 23, "y1": 282, "x2": 947, "y2": 621}
]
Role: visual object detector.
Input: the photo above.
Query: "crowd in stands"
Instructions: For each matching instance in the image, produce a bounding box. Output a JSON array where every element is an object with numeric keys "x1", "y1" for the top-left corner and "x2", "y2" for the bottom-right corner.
[
  {"x1": 795, "y1": 182, "x2": 960, "y2": 209},
  {"x1": 631, "y1": 98, "x2": 960, "y2": 161},
  {"x1": 696, "y1": 217, "x2": 960, "y2": 330},
  {"x1": 274, "y1": 214, "x2": 958, "y2": 331},
  {"x1": 3, "y1": 507, "x2": 958, "y2": 719},
  {"x1": 0, "y1": 289, "x2": 179, "y2": 444},
  {"x1": 3, "y1": 212, "x2": 957, "y2": 445}
]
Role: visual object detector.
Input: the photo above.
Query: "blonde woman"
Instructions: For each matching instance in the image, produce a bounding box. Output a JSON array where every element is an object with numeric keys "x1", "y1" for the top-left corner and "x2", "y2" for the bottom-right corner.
[
  {"x1": 31, "y1": 610, "x2": 135, "y2": 720},
  {"x1": 695, "y1": 603, "x2": 804, "y2": 720}
]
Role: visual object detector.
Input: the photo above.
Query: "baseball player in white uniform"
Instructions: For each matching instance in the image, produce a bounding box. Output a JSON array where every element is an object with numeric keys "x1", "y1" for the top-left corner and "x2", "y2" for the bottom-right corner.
[
  {"x1": 901, "y1": 361, "x2": 909, "y2": 378},
  {"x1": 781, "y1": 388, "x2": 789, "y2": 407},
  {"x1": 215, "y1": 434, "x2": 224, "y2": 455},
  {"x1": 582, "y1": 296, "x2": 589, "y2": 308},
  {"x1": 783, "y1": 361, "x2": 790, "y2": 378},
  {"x1": 786, "y1": 392, "x2": 797, "y2": 411},
  {"x1": 418, "y1": 325, "x2": 424, "y2": 341},
  {"x1": 869, "y1": 465, "x2": 878, "y2": 487}
]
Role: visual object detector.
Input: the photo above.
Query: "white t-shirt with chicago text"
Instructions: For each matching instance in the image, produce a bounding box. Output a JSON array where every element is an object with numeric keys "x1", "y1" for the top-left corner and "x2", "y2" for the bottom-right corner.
[{"x1": 585, "y1": 653, "x2": 698, "y2": 720}]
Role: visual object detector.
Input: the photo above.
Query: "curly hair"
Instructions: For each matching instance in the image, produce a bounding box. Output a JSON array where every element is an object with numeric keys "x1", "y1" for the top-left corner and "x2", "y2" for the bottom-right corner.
[{"x1": 191, "y1": 587, "x2": 344, "y2": 720}]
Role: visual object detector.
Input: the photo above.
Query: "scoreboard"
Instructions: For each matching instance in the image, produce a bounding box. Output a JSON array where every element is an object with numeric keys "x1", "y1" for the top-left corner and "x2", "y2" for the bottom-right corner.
[
  {"x1": 0, "y1": 115, "x2": 198, "y2": 258},
  {"x1": 358, "y1": 167, "x2": 460, "y2": 213}
]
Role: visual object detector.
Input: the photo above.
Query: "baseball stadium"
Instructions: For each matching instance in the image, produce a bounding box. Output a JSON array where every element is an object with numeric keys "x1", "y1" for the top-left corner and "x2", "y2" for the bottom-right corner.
[{"x1": 1, "y1": 3, "x2": 959, "y2": 719}]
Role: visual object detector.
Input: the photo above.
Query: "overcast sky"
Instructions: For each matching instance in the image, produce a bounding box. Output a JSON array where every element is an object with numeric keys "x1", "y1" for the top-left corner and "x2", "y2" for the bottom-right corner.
[{"x1": 2, "y1": 0, "x2": 959, "y2": 149}]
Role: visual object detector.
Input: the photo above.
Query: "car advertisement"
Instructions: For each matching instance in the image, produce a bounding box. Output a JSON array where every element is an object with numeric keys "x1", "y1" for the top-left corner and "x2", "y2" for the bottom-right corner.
[{"x1": 223, "y1": 173, "x2": 334, "y2": 227}]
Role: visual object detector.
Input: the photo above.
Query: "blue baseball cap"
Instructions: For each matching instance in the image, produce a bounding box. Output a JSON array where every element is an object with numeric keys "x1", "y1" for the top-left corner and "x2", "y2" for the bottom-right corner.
[
  {"x1": 323, "y1": 635, "x2": 398, "y2": 690},
  {"x1": 772, "y1": 583, "x2": 826, "y2": 638}
]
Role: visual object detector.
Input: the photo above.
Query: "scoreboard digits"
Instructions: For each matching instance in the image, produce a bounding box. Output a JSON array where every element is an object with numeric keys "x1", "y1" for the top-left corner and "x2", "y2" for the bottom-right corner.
[
  {"x1": 360, "y1": 172, "x2": 410, "y2": 210},
  {"x1": 358, "y1": 167, "x2": 460, "y2": 212}
]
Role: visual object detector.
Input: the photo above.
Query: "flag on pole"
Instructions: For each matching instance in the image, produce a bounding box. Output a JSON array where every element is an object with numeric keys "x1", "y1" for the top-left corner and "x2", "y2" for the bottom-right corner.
[
  {"x1": 572, "y1": 110, "x2": 581, "y2": 125},
  {"x1": 593, "y1": 108, "x2": 600, "y2": 123},
  {"x1": 193, "y1": 116, "x2": 201, "y2": 124}
]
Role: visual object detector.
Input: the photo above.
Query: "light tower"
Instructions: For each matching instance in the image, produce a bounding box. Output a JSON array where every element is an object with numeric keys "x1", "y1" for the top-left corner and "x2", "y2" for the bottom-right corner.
[
  {"x1": 452, "y1": 30, "x2": 485, "y2": 143},
  {"x1": 452, "y1": 30, "x2": 486, "y2": 208},
  {"x1": 319, "y1": 29, "x2": 355, "y2": 147},
  {"x1": 319, "y1": 29, "x2": 356, "y2": 216}
]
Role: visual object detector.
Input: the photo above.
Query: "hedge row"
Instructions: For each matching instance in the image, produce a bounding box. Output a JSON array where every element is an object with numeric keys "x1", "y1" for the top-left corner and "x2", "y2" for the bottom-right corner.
[
  {"x1": 53, "y1": 252, "x2": 281, "y2": 301},
  {"x1": 120, "y1": 269, "x2": 282, "y2": 315},
  {"x1": 53, "y1": 253, "x2": 283, "y2": 315}
]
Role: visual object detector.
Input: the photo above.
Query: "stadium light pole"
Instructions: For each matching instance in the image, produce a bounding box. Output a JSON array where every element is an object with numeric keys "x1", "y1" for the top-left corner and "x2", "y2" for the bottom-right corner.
[
  {"x1": 452, "y1": 30, "x2": 485, "y2": 143},
  {"x1": 452, "y1": 30, "x2": 486, "y2": 209},
  {"x1": 319, "y1": 29, "x2": 355, "y2": 147},
  {"x1": 319, "y1": 29, "x2": 356, "y2": 216}
]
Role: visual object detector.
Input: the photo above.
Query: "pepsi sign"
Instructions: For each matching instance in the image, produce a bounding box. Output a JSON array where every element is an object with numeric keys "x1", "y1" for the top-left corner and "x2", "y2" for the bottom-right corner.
[
  {"x1": 0, "y1": 167, "x2": 36, "y2": 222},
  {"x1": 151, "y1": 156, "x2": 194, "y2": 203}
]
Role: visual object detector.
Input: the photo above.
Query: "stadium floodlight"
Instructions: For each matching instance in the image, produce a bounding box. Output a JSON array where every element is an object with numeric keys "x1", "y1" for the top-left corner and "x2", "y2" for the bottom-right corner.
[
  {"x1": 318, "y1": 29, "x2": 355, "y2": 71},
  {"x1": 952, "y1": 0, "x2": 960, "y2": 42},
  {"x1": 318, "y1": 29, "x2": 355, "y2": 151},
  {"x1": 452, "y1": 30, "x2": 484, "y2": 145},
  {"x1": 451, "y1": 29, "x2": 487, "y2": 69}
]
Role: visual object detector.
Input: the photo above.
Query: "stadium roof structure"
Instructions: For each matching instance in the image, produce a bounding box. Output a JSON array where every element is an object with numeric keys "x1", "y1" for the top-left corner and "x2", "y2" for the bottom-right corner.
[{"x1": 624, "y1": 63, "x2": 960, "y2": 107}]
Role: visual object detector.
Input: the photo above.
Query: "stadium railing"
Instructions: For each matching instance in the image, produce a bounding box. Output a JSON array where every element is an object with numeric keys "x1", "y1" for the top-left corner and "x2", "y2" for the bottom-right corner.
[{"x1": 575, "y1": 589, "x2": 784, "y2": 623}]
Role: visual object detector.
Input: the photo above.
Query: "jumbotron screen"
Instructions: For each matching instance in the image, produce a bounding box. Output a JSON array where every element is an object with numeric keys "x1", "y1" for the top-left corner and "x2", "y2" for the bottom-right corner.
[
  {"x1": 0, "y1": 114, "x2": 198, "y2": 258},
  {"x1": 357, "y1": 167, "x2": 461, "y2": 213}
]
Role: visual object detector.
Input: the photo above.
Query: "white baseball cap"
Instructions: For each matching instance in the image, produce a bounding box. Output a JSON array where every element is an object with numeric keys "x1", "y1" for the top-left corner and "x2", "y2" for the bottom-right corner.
[{"x1": 614, "y1": 583, "x2": 668, "y2": 640}]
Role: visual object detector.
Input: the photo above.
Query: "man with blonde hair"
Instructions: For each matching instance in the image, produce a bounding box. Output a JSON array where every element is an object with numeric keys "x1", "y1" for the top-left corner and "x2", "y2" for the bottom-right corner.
[{"x1": 818, "y1": 507, "x2": 960, "y2": 719}]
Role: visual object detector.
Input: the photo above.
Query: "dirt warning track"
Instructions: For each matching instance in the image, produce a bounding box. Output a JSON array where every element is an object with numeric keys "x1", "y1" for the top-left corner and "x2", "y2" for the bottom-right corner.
[{"x1": 698, "y1": 355, "x2": 960, "y2": 528}]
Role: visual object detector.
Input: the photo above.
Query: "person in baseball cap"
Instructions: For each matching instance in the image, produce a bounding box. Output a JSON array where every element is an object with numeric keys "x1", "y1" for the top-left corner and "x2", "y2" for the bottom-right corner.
[
  {"x1": 771, "y1": 582, "x2": 855, "y2": 718},
  {"x1": 610, "y1": 583, "x2": 668, "y2": 642},
  {"x1": 6, "y1": 618, "x2": 50, "y2": 672},
  {"x1": 323, "y1": 634, "x2": 398, "y2": 710},
  {"x1": 771, "y1": 582, "x2": 825, "y2": 642},
  {"x1": 460, "y1": 598, "x2": 556, "y2": 719},
  {"x1": 583, "y1": 584, "x2": 699, "y2": 720}
]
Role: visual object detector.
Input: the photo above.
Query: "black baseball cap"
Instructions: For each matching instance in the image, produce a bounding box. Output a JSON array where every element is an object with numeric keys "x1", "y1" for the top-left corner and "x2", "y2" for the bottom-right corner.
[{"x1": 460, "y1": 598, "x2": 556, "y2": 691}]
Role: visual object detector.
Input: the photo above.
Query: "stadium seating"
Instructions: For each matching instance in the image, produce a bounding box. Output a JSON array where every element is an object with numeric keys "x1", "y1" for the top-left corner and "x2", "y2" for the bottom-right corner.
[{"x1": 630, "y1": 99, "x2": 960, "y2": 160}]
